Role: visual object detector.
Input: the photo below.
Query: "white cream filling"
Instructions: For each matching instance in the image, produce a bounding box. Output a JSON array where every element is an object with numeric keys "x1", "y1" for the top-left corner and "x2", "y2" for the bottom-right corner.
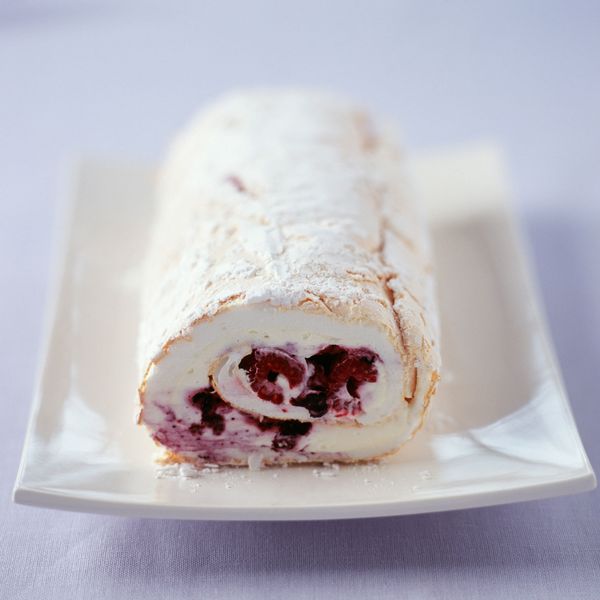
[{"x1": 142, "y1": 304, "x2": 423, "y2": 458}]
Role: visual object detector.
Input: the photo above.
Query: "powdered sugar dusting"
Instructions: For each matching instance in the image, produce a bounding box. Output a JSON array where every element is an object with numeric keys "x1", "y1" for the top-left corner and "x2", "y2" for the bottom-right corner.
[
  {"x1": 139, "y1": 90, "x2": 438, "y2": 376},
  {"x1": 139, "y1": 89, "x2": 441, "y2": 466}
]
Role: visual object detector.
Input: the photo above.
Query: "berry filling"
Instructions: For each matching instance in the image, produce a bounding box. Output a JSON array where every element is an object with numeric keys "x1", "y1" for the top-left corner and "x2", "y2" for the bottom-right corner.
[
  {"x1": 271, "y1": 421, "x2": 313, "y2": 451},
  {"x1": 189, "y1": 387, "x2": 228, "y2": 435},
  {"x1": 154, "y1": 342, "x2": 380, "y2": 459},
  {"x1": 239, "y1": 344, "x2": 379, "y2": 419},
  {"x1": 238, "y1": 347, "x2": 306, "y2": 405},
  {"x1": 186, "y1": 386, "x2": 312, "y2": 451}
]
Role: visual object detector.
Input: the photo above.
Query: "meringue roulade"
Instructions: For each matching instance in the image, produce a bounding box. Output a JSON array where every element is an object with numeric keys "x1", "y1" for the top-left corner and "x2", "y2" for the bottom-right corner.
[{"x1": 138, "y1": 90, "x2": 441, "y2": 467}]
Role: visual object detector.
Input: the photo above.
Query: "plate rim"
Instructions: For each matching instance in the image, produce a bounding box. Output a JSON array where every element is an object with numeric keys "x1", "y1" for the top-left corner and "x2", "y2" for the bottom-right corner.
[{"x1": 13, "y1": 469, "x2": 597, "y2": 521}]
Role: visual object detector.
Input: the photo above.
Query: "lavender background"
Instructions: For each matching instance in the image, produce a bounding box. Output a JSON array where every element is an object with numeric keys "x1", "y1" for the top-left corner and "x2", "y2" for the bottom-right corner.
[{"x1": 1, "y1": 1, "x2": 599, "y2": 598}]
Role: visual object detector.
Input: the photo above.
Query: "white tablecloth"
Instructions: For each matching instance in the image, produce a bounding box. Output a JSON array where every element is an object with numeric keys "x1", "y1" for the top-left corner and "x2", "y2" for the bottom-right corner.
[{"x1": 1, "y1": 1, "x2": 599, "y2": 598}]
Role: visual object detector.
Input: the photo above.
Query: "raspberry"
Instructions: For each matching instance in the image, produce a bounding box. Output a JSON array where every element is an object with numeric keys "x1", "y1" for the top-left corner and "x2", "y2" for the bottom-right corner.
[
  {"x1": 306, "y1": 345, "x2": 346, "y2": 385},
  {"x1": 327, "y1": 347, "x2": 378, "y2": 395},
  {"x1": 238, "y1": 344, "x2": 379, "y2": 419},
  {"x1": 299, "y1": 345, "x2": 379, "y2": 417},
  {"x1": 290, "y1": 391, "x2": 328, "y2": 418},
  {"x1": 239, "y1": 347, "x2": 306, "y2": 404}
]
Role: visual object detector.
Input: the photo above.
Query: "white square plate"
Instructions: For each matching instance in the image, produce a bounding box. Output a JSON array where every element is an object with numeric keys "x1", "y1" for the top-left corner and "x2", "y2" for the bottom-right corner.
[{"x1": 14, "y1": 144, "x2": 595, "y2": 520}]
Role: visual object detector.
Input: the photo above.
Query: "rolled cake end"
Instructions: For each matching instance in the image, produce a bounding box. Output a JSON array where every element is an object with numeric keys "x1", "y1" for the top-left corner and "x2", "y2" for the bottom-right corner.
[{"x1": 140, "y1": 303, "x2": 438, "y2": 466}]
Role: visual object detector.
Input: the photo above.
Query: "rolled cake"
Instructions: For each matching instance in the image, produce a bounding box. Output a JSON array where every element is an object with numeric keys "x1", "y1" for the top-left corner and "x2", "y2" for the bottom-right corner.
[{"x1": 138, "y1": 89, "x2": 440, "y2": 467}]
